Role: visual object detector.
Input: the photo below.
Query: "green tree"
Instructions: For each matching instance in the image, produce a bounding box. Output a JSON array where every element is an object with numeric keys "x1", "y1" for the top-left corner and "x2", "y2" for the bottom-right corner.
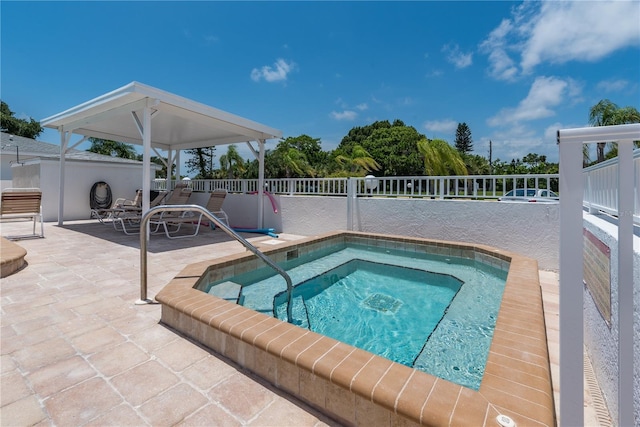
[
  {"x1": 263, "y1": 138, "x2": 314, "y2": 178},
  {"x1": 336, "y1": 120, "x2": 424, "y2": 176},
  {"x1": 588, "y1": 99, "x2": 640, "y2": 162},
  {"x1": 87, "y1": 137, "x2": 138, "y2": 159},
  {"x1": 454, "y1": 122, "x2": 473, "y2": 154},
  {"x1": 0, "y1": 101, "x2": 43, "y2": 139},
  {"x1": 334, "y1": 144, "x2": 380, "y2": 175},
  {"x1": 462, "y1": 153, "x2": 490, "y2": 175},
  {"x1": 219, "y1": 145, "x2": 245, "y2": 179},
  {"x1": 186, "y1": 147, "x2": 216, "y2": 179},
  {"x1": 283, "y1": 134, "x2": 326, "y2": 167},
  {"x1": 417, "y1": 138, "x2": 468, "y2": 176}
]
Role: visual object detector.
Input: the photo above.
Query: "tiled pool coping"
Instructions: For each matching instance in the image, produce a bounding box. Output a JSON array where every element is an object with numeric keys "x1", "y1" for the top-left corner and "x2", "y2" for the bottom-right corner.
[{"x1": 156, "y1": 231, "x2": 555, "y2": 426}]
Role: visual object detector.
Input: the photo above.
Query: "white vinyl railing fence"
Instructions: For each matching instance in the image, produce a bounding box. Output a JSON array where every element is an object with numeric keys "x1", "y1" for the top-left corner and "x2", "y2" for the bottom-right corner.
[
  {"x1": 154, "y1": 174, "x2": 560, "y2": 199},
  {"x1": 583, "y1": 148, "x2": 640, "y2": 225},
  {"x1": 154, "y1": 163, "x2": 638, "y2": 224}
]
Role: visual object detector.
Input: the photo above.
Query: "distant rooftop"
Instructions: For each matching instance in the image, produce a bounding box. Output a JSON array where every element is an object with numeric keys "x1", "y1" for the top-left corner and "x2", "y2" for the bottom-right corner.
[{"x1": 0, "y1": 132, "x2": 143, "y2": 164}]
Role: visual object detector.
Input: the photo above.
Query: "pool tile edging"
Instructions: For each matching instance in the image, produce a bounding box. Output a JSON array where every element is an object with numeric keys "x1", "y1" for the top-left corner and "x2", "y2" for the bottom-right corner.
[{"x1": 155, "y1": 230, "x2": 554, "y2": 426}]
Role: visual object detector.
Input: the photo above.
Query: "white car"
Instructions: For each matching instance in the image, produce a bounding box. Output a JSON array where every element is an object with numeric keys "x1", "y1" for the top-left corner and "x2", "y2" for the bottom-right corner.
[{"x1": 498, "y1": 188, "x2": 559, "y2": 203}]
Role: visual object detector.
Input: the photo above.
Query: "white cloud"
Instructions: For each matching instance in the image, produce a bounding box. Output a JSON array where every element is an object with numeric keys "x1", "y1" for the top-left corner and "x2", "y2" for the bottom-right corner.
[
  {"x1": 203, "y1": 35, "x2": 219, "y2": 44},
  {"x1": 424, "y1": 119, "x2": 458, "y2": 134},
  {"x1": 596, "y1": 78, "x2": 630, "y2": 93},
  {"x1": 479, "y1": 19, "x2": 518, "y2": 81},
  {"x1": 330, "y1": 110, "x2": 357, "y2": 121},
  {"x1": 520, "y1": 1, "x2": 640, "y2": 73},
  {"x1": 484, "y1": 125, "x2": 549, "y2": 162},
  {"x1": 250, "y1": 58, "x2": 296, "y2": 83},
  {"x1": 442, "y1": 43, "x2": 473, "y2": 69},
  {"x1": 481, "y1": 1, "x2": 640, "y2": 79},
  {"x1": 487, "y1": 76, "x2": 580, "y2": 127},
  {"x1": 356, "y1": 103, "x2": 368, "y2": 111}
]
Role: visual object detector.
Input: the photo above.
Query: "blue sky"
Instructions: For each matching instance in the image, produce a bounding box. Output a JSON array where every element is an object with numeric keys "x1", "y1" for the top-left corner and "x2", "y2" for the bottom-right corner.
[{"x1": 2, "y1": 1, "x2": 639, "y2": 174}]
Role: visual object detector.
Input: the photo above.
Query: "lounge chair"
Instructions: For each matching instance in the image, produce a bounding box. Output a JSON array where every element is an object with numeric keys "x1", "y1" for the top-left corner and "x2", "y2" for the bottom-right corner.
[
  {"x1": 148, "y1": 186, "x2": 199, "y2": 239},
  {"x1": 112, "y1": 190, "x2": 168, "y2": 235},
  {"x1": 92, "y1": 189, "x2": 144, "y2": 223},
  {"x1": 205, "y1": 189, "x2": 229, "y2": 228}
]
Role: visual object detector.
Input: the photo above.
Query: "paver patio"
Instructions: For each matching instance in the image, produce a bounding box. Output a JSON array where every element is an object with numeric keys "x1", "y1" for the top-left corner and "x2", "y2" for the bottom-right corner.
[{"x1": 1, "y1": 219, "x2": 606, "y2": 426}]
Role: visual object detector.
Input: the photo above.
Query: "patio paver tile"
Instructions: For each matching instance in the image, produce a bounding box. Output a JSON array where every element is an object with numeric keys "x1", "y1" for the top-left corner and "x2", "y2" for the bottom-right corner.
[{"x1": 110, "y1": 360, "x2": 180, "y2": 407}]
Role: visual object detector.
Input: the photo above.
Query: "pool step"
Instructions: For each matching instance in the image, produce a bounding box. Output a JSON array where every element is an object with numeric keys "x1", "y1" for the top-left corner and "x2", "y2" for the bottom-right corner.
[
  {"x1": 276, "y1": 295, "x2": 310, "y2": 329},
  {"x1": 208, "y1": 281, "x2": 242, "y2": 303}
]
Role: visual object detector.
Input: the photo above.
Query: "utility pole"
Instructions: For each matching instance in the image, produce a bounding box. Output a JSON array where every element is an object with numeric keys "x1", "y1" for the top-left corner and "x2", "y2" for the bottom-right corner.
[{"x1": 488, "y1": 140, "x2": 493, "y2": 174}]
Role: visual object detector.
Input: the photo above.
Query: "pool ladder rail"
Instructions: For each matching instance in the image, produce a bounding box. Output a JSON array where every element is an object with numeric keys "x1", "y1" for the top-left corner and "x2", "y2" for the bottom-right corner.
[{"x1": 138, "y1": 204, "x2": 294, "y2": 324}]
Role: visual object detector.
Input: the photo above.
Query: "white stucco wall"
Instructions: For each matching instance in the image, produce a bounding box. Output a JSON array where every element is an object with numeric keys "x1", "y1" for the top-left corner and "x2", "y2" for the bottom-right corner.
[
  {"x1": 279, "y1": 196, "x2": 559, "y2": 270},
  {"x1": 187, "y1": 192, "x2": 282, "y2": 231},
  {"x1": 582, "y1": 213, "x2": 640, "y2": 424},
  {"x1": 11, "y1": 159, "x2": 146, "y2": 221}
]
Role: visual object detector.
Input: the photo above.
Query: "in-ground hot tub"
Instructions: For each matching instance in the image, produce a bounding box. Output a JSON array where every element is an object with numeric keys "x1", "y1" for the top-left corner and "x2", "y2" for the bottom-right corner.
[{"x1": 156, "y1": 231, "x2": 555, "y2": 426}]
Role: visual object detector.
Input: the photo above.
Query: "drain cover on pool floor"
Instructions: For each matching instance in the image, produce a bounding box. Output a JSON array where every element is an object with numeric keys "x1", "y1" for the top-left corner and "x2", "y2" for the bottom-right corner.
[{"x1": 362, "y1": 293, "x2": 403, "y2": 313}]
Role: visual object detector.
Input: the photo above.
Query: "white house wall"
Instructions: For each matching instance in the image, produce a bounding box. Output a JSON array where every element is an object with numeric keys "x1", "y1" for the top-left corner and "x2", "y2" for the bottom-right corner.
[{"x1": 11, "y1": 159, "x2": 146, "y2": 221}]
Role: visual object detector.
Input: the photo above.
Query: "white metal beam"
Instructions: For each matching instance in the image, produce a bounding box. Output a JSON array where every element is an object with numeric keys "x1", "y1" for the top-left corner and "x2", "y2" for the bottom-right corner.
[
  {"x1": 246, "y1": 141, "x2": 259, "y2": 160},
  {"x1": 58, "y1": 98, "x2": 156, "y2": 134}
]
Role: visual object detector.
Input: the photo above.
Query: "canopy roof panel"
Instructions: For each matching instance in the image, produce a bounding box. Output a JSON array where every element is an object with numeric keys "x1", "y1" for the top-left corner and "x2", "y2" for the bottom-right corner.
[{"x1": 41, "y1": 82, "x2": 282, "y2": 150}]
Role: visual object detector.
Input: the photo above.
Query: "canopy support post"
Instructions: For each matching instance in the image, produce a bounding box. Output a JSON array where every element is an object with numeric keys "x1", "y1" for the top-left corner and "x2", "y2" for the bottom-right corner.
[
  {"x1": 257, "y1": 139, "x2": 266, "y2": 229},
  {"x1": 57, "y1": 130, "x2": 71, "y2": 226}
]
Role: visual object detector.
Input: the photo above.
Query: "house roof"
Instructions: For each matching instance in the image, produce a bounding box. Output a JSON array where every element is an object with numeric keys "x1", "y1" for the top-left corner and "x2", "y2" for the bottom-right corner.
[
  {"x1": 0, "y1": 132, "x2": 144, "y2": 164},
  {"x1": 40, "y1": 81, "x2": 282, "y2": 151}
]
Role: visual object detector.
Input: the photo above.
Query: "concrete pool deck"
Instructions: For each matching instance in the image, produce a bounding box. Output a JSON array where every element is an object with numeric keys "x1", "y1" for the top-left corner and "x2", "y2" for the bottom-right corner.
[{"x1": 0, "y1": 219, "x2": 607, "y2": 426}]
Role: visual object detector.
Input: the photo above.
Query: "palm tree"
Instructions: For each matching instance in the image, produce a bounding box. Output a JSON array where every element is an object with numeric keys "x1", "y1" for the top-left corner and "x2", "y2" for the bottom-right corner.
[
  {"x1": 417, "y1": 138, "x2": 468, "y2": 176},
  {"x1": 219, "y1": 145, "x2": 245, "y2": 179},
  {"x1": 334, "y1": 144, "x2": 381, "y2": 175},
  {"x1": 589, "y1": 100, "x2": 640, "y2": 163},
  {"x1": 281, "y1": 148, "x2": 315, "y2": 178}
]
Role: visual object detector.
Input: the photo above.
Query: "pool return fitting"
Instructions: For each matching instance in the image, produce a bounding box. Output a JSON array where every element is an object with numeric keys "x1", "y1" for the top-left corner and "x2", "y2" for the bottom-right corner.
[{"x1": 138, "y1": 204, "x2": 294, "y2": 324}]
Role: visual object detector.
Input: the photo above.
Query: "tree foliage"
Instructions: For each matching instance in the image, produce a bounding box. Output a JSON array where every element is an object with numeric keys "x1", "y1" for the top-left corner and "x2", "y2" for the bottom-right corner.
[
  {"x1": 417, "y1": 138, "x2": 468, "y2": 176},
  {"x1": 218, "y1": 145, "x2": 245, "y2": 179},
  {"x1": 335, "y1": 120, "x2": 424, "y2": 176},
  {"x1": 588, "y1": 99, "x2": 640, "y2": 163},
  {"x1": 454, "y1": 122, "x2": 473, "y2": 154},
  {"x1": 0, "y1": 101, "x2": 43, "y2": 139},
  {"x1": 185, "y1": 147, "x2": 216, "y2": 179},
  {"x1": 334, "y1": 144, "x2": 380, "y2": 176},
  {"x1": 87, "y1": 137, "x2": 138, "y2": 159}
]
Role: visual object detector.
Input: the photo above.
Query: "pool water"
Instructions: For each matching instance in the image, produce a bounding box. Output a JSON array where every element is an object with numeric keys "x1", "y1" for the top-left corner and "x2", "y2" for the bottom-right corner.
[
  {"x1": 205, "y1": 243, "x2": 507, "y2": 390},
  {"x1": 274, "y1": 260, "x2": 463, "y2": 367}
]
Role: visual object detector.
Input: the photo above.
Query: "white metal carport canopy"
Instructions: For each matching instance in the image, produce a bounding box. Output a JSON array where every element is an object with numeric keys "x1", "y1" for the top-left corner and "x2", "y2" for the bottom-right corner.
[{"x1": 41, "y1": 81, "x2": 282, "y2": 225}]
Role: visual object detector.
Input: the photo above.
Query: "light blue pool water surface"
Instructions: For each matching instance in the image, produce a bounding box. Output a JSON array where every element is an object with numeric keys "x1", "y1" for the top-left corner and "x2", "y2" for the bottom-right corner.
[{"x1": 204, "y1": 242, "x2": 508, "y2": 390}]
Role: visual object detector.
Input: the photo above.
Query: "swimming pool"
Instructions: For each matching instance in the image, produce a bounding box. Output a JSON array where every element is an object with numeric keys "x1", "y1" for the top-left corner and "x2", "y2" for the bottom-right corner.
[
  {"x1": 156, "y1": 231, "x2": 554, "y2": 426},
  {"x1": 204, "y1": 242, "x2": 507, "y2": 390}
]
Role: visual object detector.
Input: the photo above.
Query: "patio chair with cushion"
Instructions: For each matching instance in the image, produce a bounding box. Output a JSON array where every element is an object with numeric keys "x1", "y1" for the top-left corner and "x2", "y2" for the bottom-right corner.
[
  {"x1": 205, "y1": 189, "x2": 229, "y2": 228},
  {"x1": 112, "y1": 190, "x2": 168, "y2": 235},
  {"x1": 91, "y1": 187, "x2": 146, "y2": 223},
  {"x1": 148, "y1": 186, "x2": 200, "y2": 239}
]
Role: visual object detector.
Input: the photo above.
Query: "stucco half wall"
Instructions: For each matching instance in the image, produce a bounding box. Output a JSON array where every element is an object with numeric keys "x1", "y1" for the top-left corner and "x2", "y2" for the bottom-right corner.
[
  {"x1": 11, "y1": 158, "x2": 147, "y2": 221},
  {"x1": 279, "y1": 195, "x2": 559, "y2": 271}
]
